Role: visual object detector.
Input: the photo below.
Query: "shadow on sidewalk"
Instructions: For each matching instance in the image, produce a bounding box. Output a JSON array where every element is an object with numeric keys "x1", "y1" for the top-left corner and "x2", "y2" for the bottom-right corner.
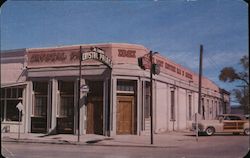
[
  {"x1": 86, "y1": 138, "x2": 113, "y2": 144},
  {"x1": 38, "y1": 128, "x2": 58, "y2": 138}
]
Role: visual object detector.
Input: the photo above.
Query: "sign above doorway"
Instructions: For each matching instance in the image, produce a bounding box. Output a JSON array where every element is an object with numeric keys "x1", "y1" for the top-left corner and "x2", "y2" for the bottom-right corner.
[{"x1": 82, "y1": 47, "x2": 112, "y2": 69}]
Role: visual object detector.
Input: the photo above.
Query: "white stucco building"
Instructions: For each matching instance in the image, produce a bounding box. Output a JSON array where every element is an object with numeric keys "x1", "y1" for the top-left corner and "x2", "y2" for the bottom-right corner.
[{"x1": 0, "y1": 43, "x2": 230, "y2": 136}]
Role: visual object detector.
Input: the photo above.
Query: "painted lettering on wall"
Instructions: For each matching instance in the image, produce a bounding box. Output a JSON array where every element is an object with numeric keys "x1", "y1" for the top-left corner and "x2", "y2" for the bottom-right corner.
[
  {"x1": 185, "y1": 72, "x2": 193, "y2": 80},
  {"x1": 30, "y1": 52, "x2": 67, "y2": 63},
  {"x1": 165, "y1": 62, "x2": 176, "y2": 72},
  {"x1": 118, "y1": 49, "x2": 136, "y2": 58},
  {"x1": 162, "y1": 60, "x2": 193, "y2": 80}
]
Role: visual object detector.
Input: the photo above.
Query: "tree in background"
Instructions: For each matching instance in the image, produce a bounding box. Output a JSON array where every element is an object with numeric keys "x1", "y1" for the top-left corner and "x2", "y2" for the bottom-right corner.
[{"x1": 219, "y1": 55, "x2": 249, "y2": 114}]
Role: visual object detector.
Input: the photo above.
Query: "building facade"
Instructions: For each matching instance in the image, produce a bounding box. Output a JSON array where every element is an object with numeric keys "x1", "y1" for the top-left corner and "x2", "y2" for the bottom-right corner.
[{"x1": 0, "y1": 43, "x2": 230, "y2": 136}]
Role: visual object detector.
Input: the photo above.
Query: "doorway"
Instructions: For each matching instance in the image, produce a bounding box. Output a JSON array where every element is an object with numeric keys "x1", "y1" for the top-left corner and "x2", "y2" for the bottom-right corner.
[
  {"x1": 86, "y1": 81, "x2": 103, "y2": 135},
  {"x1": 31, "y1": 82, "x2": 48, "y2": 133},
  {"x1": 57, "y1": 81, "x2": 74, "y2": 134},
  {"x1": 116, "y1": 96, "x2": 135, "y2": 134}
]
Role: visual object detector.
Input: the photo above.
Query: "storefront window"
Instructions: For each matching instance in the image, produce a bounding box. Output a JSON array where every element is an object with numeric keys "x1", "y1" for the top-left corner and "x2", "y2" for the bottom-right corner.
[
  {"x1": 33, "y1": 82, "x2": 48, "y2": 117},
  {"x1": 215, "y1": 101, "x2": 218, "y2": 117},
  {"x1": 207, "y1": 99, "x2": 209, "y2": 118},
  {"x1": 1, "y1": 87, "x2": 23, "y2": 122},
  {"x1": 34, "y1": 96, "x2": 47, "y2": 116},
  {"x1": 6, "y1": 100, "x2": 20, "y2": 121},
  {"x1": 188, "y1": 95, "x2": 192, "y2": 120},
  {"x1": 144, "y1": 82, "x2": 150, "y2": 118},
  {"x1": 60, "y1": 97, "x2": 74, "y2": 117},
  {"x1": 6, "y1": 89, "x2": 11, "y2": 98},
  {"x1": 170, "y1": 91, "x2": 175, "y2": 120},
  {"x1": 1, "y1": 100, "x2": 4, "y2": 121},
  {"x1": 1, "y1": 88, "x2": 5, "y2": 98},
  {"x1": 58, "y1": 81, "x2": 74, "y2": 117}
]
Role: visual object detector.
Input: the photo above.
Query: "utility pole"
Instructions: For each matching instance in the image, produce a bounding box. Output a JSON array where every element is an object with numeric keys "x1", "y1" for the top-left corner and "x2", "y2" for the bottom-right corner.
[
  {"x1": 78, "y1": 46, "x2": 82, "y2": 142},
  {"x1": 198, "y1": 45, "x2": 203, "y2": 114},
  {"x1": 196, "y1": 44, "x2": 203, "y2": 142},
  {"x1": 138, "y1": 51, "x2": 159, "y2": 145},
  {"x1": 150, "y1": 51, "x2": 154, "y2": 145}
]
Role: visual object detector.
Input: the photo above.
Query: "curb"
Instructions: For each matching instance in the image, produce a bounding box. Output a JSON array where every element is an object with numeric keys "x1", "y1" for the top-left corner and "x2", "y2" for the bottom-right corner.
[{"x1": 2, "y1": 139, "x2": 179, "y2": 148}]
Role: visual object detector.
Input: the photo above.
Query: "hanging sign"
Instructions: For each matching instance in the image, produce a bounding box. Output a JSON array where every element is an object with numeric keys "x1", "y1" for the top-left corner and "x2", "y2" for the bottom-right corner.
[
  {"x1": 80, "y1": 85, "x2": 90, "y2": 93},
  {"x1": 82, "y1": 47, "x2": 112, "y2": 69},
  {"x1": 16, "y1": 102, "x2": 24, "y2": 112}
]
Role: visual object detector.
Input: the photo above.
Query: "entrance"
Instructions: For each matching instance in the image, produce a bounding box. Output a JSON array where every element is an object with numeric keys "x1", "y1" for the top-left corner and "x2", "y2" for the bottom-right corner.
[
  {"x1": 31, "y1": 82, "x2": 48, "y2": 133},
  {"x1": 116, "y1": 96, "x2": 135, "y2": 134},
  {"x1": 86, "y1": 81, "x2": 103, "y2": 135},
  {"x1": 57, "y1": 81, "x2": 74, "y2": 134}
]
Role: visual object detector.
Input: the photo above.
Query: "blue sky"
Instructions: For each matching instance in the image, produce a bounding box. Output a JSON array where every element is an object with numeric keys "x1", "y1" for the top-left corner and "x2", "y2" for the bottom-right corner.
[{"x1": 1, "y1": 0, "x2": 248, "y2": 105}]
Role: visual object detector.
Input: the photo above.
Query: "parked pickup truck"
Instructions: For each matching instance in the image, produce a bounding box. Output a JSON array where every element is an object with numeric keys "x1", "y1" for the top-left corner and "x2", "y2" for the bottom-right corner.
[{"x1": 191, "y1": 114, "x2": 250, "y2": 136}]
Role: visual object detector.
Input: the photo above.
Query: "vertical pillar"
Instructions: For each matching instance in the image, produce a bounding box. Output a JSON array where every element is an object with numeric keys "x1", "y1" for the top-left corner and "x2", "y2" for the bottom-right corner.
[
  {"x1": 47, "y1": 81, "x2": 52, "y2": 133},
  {"x1": 49, "y1": 78, "x2": 58, "y2": 134},
  {"x1": 110, "y1": 77, "x2": 117, "y2": 136},
  {"x1": 103, "y1": 79, "x2": 107, "y2": 136},
  {"x1": 166, "y1": 84, "x2": 169, "y2": 131},
  {"x1": 137, "y1": 78, "x2": 141, "y2": 135},
  {"x1": 75, "y1": 78, "x2": 86, "y2": 135},
  {"x1": 176, "y1": 87, "x2": 179, "y2": 131},
  {"x1": 79, "y1": 78, "x2": 86, "y2": 135},
  {"x1": 26, "y1": 81, "x2": 33, "y2": 133},
  {"x1": 141, "y1": 80, "x2": 145, "y2": 132}
]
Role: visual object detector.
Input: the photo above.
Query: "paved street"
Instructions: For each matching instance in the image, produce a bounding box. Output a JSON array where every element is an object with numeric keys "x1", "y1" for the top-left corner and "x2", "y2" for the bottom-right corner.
[{"x1": 2, "y1": 134, "x2": 249, "y2": 158}]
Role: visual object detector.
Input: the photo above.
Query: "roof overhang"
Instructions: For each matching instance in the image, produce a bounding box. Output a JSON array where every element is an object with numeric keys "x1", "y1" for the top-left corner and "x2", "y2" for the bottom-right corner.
[{"x1": 1, "y1": 82, "x2": 27, "y2": 88}]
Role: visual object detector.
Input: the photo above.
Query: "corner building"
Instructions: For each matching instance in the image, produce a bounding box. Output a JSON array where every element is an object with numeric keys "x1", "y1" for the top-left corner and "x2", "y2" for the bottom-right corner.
[{"x1": 1, "y1": 43, "x2": 230, "y2": 136}]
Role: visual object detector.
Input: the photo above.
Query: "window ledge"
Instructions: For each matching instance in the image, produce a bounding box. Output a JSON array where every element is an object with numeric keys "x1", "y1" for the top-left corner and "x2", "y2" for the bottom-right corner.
[{"x1": 2, "y1": 121, "x2": 22, "y2": 125}]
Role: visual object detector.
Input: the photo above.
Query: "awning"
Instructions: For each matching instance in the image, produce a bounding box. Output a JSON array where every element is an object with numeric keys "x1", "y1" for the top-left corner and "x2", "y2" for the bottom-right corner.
[{"x1": 1, "y1": 82, "x2": 27, "y2": 88}]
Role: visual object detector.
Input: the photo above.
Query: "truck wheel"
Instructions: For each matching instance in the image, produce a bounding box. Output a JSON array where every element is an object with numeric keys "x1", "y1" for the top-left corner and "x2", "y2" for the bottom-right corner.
[
  {"x1": 244, "y1": 128, "x2": 250, "y2": 136},
  {"x1": 205, "y1": 127, "x2": 215, "y2": 136}
]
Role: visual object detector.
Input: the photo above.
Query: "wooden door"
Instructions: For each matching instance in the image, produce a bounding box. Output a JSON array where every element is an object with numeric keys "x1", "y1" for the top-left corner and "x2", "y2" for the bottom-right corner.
[
  {"x1": 86, "y1": 97, "x2": 103, "y2": 135},
  {"x1": 117, "y1": 96, "x2": 134, "y2": 134}
]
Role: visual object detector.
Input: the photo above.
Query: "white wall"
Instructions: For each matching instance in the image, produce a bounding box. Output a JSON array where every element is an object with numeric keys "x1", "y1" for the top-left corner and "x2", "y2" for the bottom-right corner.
[
  {"x1": 177, "y1": 88, "x2": 187, "y2": 130},
  {"x1": 155, "y1": 82, "x2": 168, "y2": 133}
]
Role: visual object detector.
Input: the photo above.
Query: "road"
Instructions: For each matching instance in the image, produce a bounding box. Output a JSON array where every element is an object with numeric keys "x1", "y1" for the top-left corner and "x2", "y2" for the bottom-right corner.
[{"x1": 2, "y1": 135, "x2": 250, "y2": 158}]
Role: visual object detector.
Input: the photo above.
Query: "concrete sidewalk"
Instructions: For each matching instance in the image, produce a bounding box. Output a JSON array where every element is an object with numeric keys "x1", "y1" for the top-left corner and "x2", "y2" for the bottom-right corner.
[{"x1": 1, "y1": 131, "x2": 197, "y2": 147}]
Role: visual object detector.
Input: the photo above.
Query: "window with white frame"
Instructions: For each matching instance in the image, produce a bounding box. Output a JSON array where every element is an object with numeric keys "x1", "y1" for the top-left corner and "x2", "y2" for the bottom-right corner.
[
  {"x1": 33, "y1": 82, "x2": 48, "y2": 117},
  {"x1": 207, "y1": 99, "x2": 210, "y2": 118},
  {"x1": 170, "y1": 90, "x2": 175, "y2": 120},
  {"x1": 188, "y1": 94, "x2": 192, "y2": 120},
  {"x1": 0, "y1": 87, "x2": 23, "y2": 122},
  {"x1": 117, "y1": 80, "x2": 136, "y2": 93},
  {"x1": 58, "y1": 81, "x2": 74, "y2": 117},
  {"x1": 215, "y1": 101, "x2": 218, "y2": 117},
  {"x1": 211, "y1": 100, "x2": 214, "y2": 118},
  {"x1": 144, "y1": 81, "x2": 150, "y2": 119}
]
